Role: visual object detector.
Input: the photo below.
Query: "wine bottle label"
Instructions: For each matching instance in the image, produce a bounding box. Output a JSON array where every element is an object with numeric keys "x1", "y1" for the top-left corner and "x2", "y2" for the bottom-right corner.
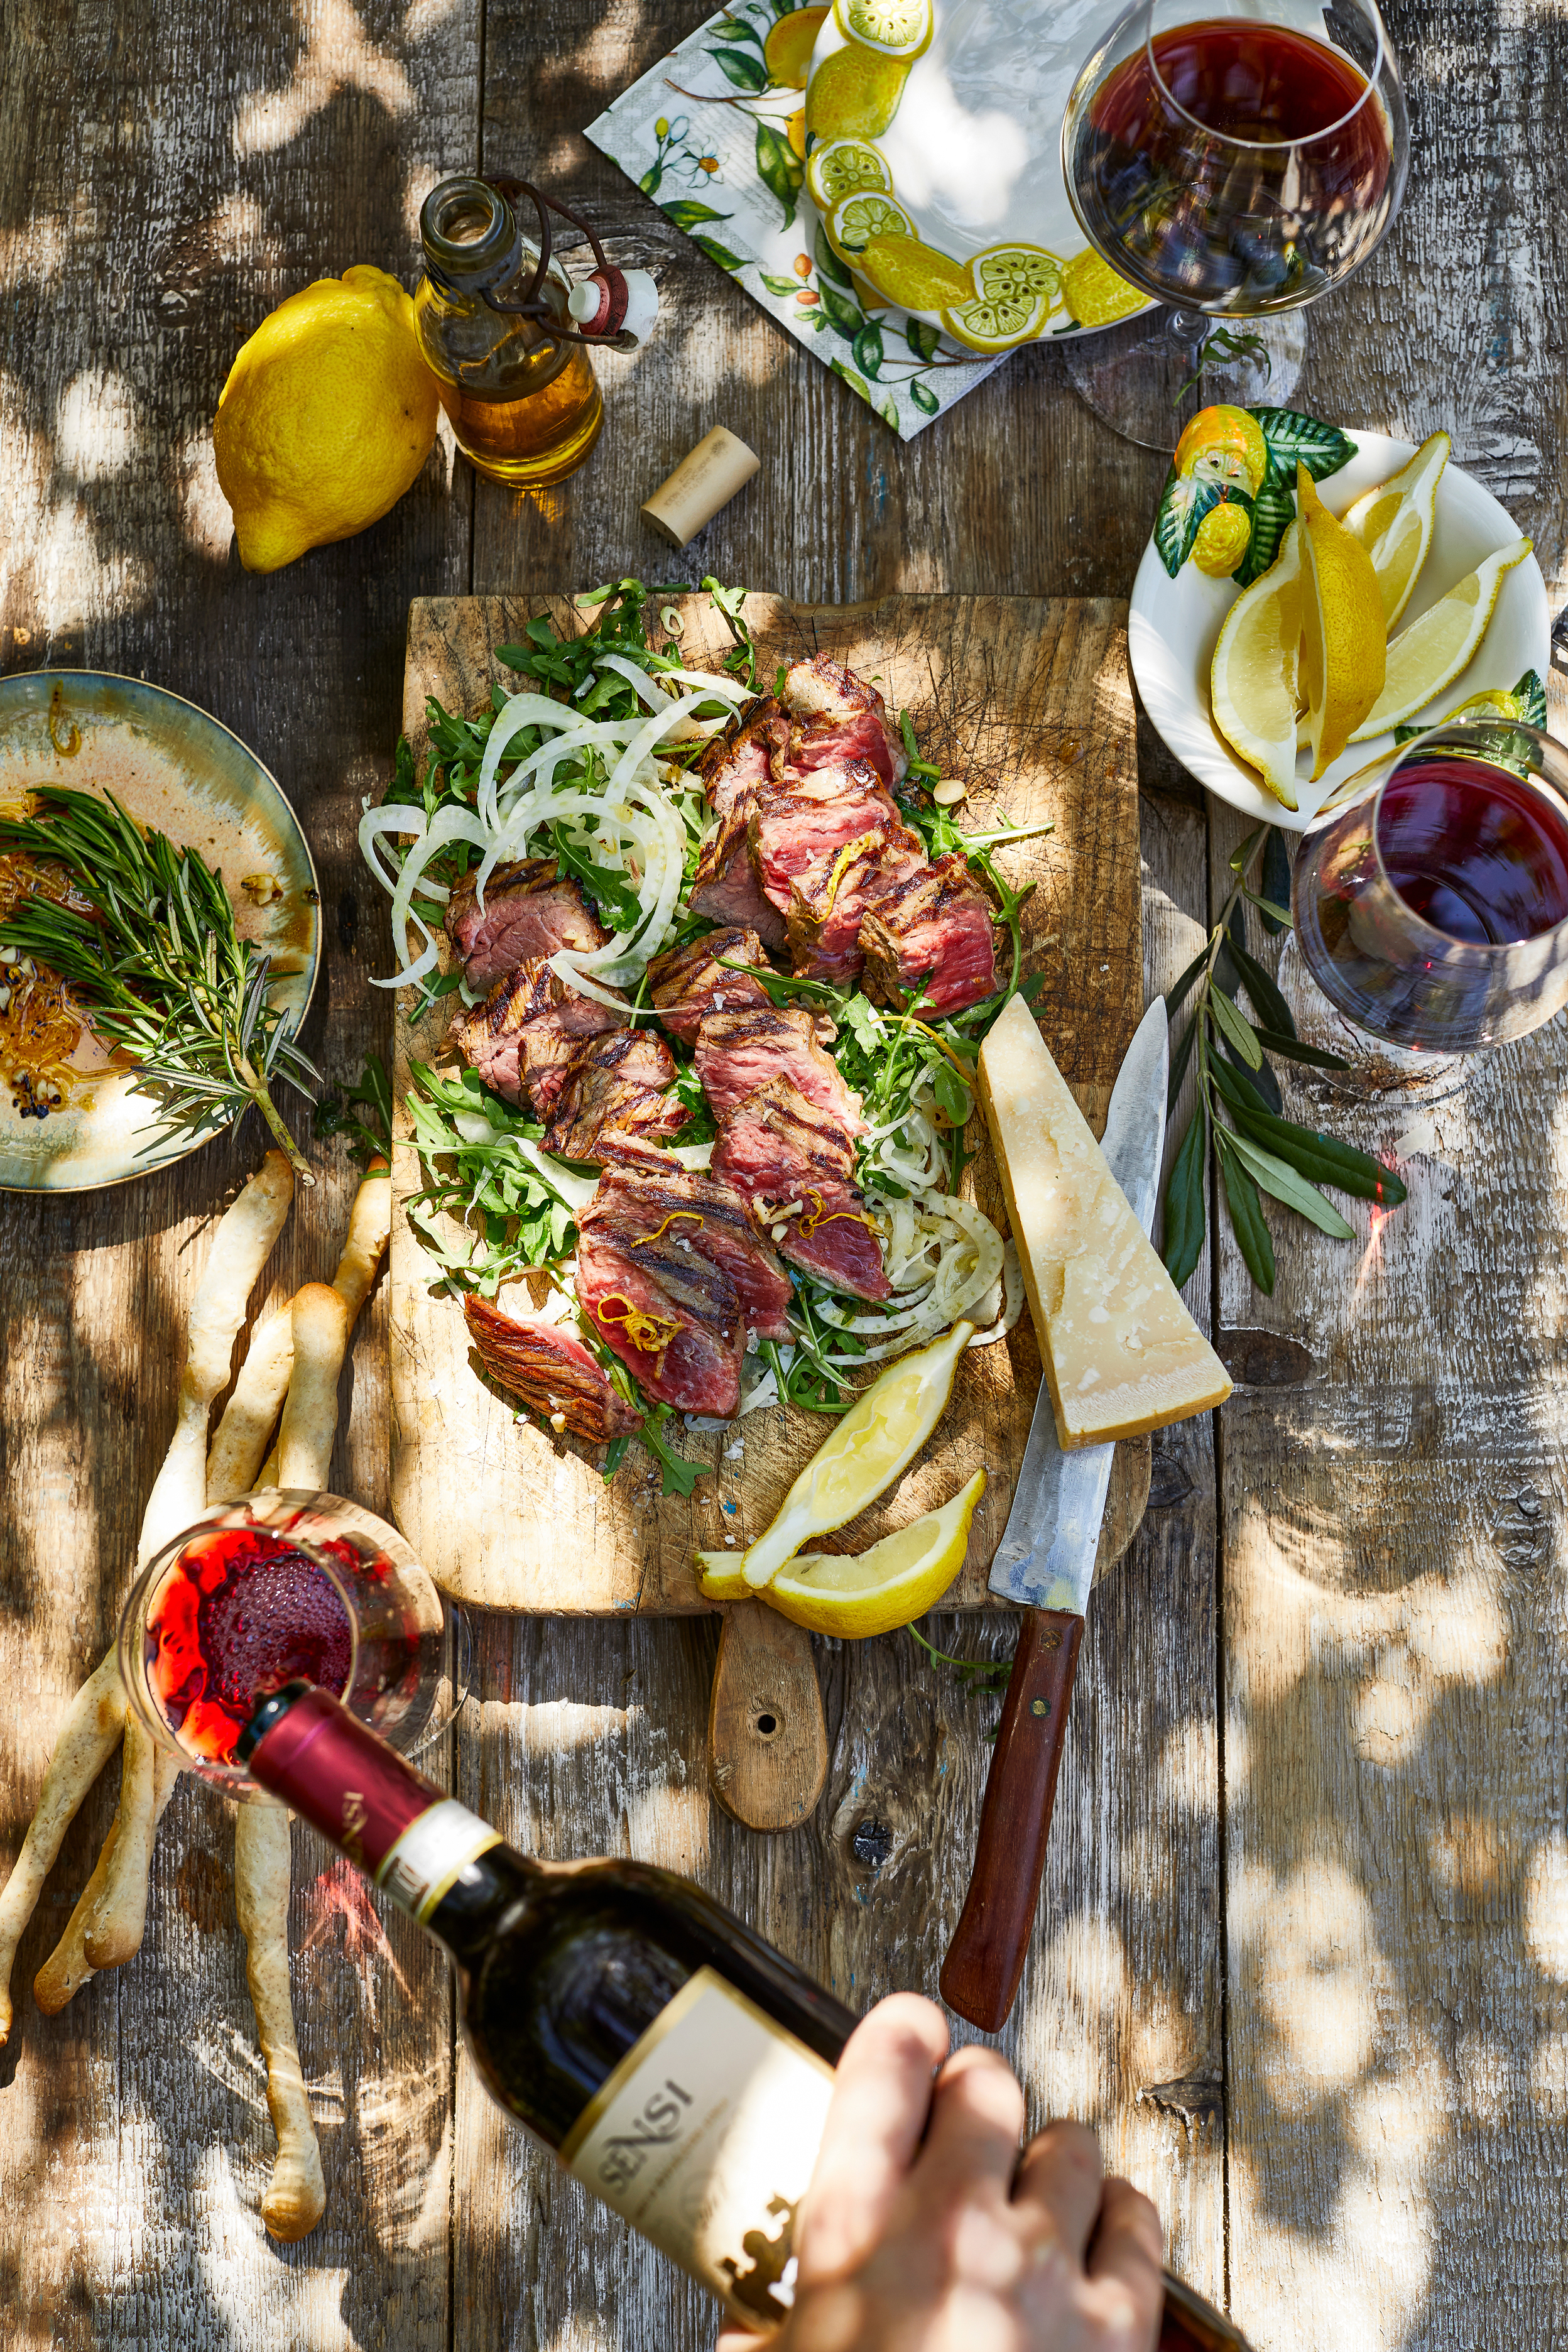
[
  {"x1": 374, "y1": 1798, "x2": 502, "y2": 1924},
  {"x1": 560, "y1": 1965, "x2": 836, "y2": 2331}
]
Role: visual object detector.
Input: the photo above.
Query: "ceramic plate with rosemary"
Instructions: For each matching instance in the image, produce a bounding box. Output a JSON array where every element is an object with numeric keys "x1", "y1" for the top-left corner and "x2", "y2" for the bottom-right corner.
[{"x1": 0, "y1": 673, "x2": 320, "y2": 1192}]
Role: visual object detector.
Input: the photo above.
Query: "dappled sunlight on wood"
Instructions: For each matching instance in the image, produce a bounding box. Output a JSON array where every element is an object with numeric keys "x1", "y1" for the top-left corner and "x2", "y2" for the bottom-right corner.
[{"x1": 232, "y1": 0, "x2": 415, "y2": 161}]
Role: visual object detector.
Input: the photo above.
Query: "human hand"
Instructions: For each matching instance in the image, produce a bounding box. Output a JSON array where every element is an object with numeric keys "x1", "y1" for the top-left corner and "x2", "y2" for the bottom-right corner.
[{"x1": 718, "y1": 1993, "x2": 1163, "y2": 2352}]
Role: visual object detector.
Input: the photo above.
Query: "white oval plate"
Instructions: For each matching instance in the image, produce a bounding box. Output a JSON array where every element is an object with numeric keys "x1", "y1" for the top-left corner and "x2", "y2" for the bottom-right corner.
[
  {"x1": 1129, "y1": 432, "x2": 1552, "y2": 832},
  {"x1": 805, "y1": 0, "x2": 1153, "y2": 347},
  {"x1": 0, "y1": 672, "x2": 319, "y2": 1191}
]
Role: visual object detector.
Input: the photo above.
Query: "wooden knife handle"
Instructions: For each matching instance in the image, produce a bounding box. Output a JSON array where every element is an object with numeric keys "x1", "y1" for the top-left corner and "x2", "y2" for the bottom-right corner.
[
  {"x1": 1160, "y1": 2271, "x2": 1253, "y2": 2349},
  {"x1": 939, "y1": 1606, "x2": 1082, "y2": 2031},
  {"x1": 708, "y1": 1602, "x2": 829, "y2": 1832}
]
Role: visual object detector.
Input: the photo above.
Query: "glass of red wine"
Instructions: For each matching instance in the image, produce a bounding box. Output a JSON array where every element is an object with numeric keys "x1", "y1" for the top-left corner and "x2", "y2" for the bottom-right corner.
[
  {"x1": 1059, "y1": 0, "x2": 1409, "y2": 446},
  {"x1": 120, "y1": 1492, "x2": 466, "y2": 1796},
  {"x1": 1292, "y1": 722, "x2": 1568, "y2": 1057}
]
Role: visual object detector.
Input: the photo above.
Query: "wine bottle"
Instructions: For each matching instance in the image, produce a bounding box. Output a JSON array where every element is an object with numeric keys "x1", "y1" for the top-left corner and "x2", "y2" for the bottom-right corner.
[
  {"x1": 240, "y1": 1680, "x2": 1250, "y2": 2350},
  {"x1": 238, "y1": 1679, "x2": 853, "y2": 2330}
]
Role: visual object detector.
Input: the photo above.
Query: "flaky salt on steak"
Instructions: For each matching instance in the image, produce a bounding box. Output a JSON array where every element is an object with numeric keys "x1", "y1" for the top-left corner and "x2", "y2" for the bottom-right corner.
[
  {"x1": 543, "y1": 1028, "x2": 687, "y2": 1163},
  {"x1": 589, "y1": 1161, "x2": 794, "y2": 1342},
  {"x1": 647, "y1": 925, "x2": 771, "y2": 1045},
  {"x1": 463, "y1": 1296, "x2": 641, "y2": 1440},
  {"x1": 695, "y1": 1004, "x2": 864, "y2": 1135},
  {"x1": 445, "y1": 857, "x2": 606, "y2": 993},
  {"x1": 778, "y1": 656, "x2": 908, "y2": 790},
  {"x1": 577, "y1": 1214, "x2": 744, "y2": 1418},
  {"x1": 860, "y1": 854, "x2": 1000, "y2": 1018},
  {"x1": 710, "y1": 1077, "x2": 890, "y2": 1302},
  {"x1": 452, "y1": 959, "x2": 626, "y2": 1114}
]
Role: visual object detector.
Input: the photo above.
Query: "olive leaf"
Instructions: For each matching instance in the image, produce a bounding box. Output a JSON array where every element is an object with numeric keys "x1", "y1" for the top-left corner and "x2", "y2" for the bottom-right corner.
[
  {"x1": 1250, "y1": 1026, "x2": 1351, "y2": 1071},
  {"x1": 755, "y1": 119, "x2": 803, "y2": 227},
  {"x1": 1249, "y1": 407, "x2": 1356, "y2": 482},
  {"x1": 1226, "y1": 932, "x2": 1297, "y2": 1037},
  {"x1": 853, "y1": 320, "x2": 885, "y2": 378},
  {"x1": 1217, "y1": 1135, "x2": 1276, "y2": 1293},
  {"x1": 1219, "y1": 1037, "x2": 1283, "y2": 1114},
  {"x1": 1260, "y1": 827, "x2": 1292, "y2": 935},
  {"x1": 1221, "y1": 1128, "x2": 1355, "y2": 1238},
  {"x1": 1210, "y1": 983, "x2": 1262, "y2": 1068},
  {"x1": 1162, "y1": 1106, "x2": 1209, "y2": 1289}
]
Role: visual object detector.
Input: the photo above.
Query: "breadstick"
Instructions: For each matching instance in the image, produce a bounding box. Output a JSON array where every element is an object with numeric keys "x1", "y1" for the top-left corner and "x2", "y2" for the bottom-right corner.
[
  {"x1": 226, "y1": 1158, "x2": 392, "y2": 1493},
  {"x1": 276, "y1": 1284, "x2": 351, "y2": 1492},
  {"x1": 80, "y1": 1716, "x2": 183, "y2": 1970},
  {"x1": 33, "y1": 1805, "x2": 121, "y2": 2015},
  {"x1": 141, "y1": 1150, "x2": 295, "y2": 1560},
  {"x1": 235, "y1": 1800, "x2": 325, "y2": 2240},
  {"x1": 0, "y1": 1649, "x2": 126, "y2": 2040}
]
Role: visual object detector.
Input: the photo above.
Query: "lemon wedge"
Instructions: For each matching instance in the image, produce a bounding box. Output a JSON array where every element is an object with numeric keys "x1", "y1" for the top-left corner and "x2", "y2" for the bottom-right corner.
[
  {"x1": 739, "y1": 1320, "x2": 974, "y2": 1591},
  {"x1": 765, "y1": 4, "x2": 828, "y2": 87},
  {"x1": 1341, "y1": 430, "x2": 1449, "y2": 628},
  {"x1": 1346, "y1": 536, "x2": 1533, "y2": 743},
  {"x1": 834, "y1": 0, "x2": 934, "y2": 58},
  {"x1": 1209, "y1": 519, "x2": 1304, "y2": 808},
  {"x1": 856, "y1": 231, "x2": 971, "y2": 310},
  {"x1": 829, "y1": 191, "x2": 913, "y2": 255},
  {"x1": 939, "y1": 242, "x2": 1064, "y2": 351},
  {"x1": 805, "y1": 43, "x2": 911, "y2": 139},
  {"x1": 1297, "y1": 466, "x2": 1387, "y2": 778},
  {"x1": 699, "y1": 1470, "x2": 985, "y2": 1636},
  {"x1": 806, "y1": 136, "x2": 893, "y2": 214}
]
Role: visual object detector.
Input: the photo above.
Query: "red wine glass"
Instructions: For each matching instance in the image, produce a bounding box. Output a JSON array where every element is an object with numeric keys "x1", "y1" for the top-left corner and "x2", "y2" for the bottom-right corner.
[
  {"x1": 1292, "y1": 722, "x2": 1568, "y2": 1057},
  {"x1": 120, "y1": 1491, "x2": 469, "y2": 1797},
  {"x1": 1059, "y1": 0, "x2": 1409, "y2": 446}
]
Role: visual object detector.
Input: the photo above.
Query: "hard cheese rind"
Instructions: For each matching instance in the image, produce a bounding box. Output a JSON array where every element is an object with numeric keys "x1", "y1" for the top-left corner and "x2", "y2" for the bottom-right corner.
[{"x1": 979, "y1": 996, "x2": 1231, "y2": 1448}]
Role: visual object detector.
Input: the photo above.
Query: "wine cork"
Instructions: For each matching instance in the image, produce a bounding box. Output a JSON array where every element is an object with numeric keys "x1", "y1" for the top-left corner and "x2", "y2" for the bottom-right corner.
[{"x1": 641, "y1": 427, "x2": 760, "y2": 548}]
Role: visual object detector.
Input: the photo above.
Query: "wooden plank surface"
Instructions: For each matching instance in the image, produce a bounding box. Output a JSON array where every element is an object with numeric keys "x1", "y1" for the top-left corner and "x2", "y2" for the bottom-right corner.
[
  {"x1": 0, "y1": 0, "x2": 1562, "y2": 2342},
  {"x1": 390, "y1": 588, "x2": 1148, "y2": 1613}
]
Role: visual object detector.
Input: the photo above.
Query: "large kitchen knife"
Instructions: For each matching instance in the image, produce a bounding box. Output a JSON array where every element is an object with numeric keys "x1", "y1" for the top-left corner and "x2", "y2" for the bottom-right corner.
[{"x1": 940, "y1": 996, "x2": 1170, "y2": 2035}]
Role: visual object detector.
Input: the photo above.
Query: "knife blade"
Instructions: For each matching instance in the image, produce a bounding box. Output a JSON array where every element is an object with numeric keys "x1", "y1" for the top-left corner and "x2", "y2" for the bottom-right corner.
[{"x1": 939, "y1": 997, "x2": 1170, "y2": 2033}]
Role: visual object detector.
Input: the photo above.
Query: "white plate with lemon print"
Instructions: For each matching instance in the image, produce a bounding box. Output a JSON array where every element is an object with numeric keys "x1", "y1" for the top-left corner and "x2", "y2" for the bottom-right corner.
[
  {"x1": 802, "y1": 0, "x2": 1152, "y2": 352},
  {"x1": 1130, "y1": 432, "x2": 1552, "y2": 833}
]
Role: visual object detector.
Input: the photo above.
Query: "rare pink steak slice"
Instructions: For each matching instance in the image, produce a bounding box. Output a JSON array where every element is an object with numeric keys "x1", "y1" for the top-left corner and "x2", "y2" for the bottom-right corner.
[{"x1": 445, "y1": 857, "x2": 606, "y2": 993}]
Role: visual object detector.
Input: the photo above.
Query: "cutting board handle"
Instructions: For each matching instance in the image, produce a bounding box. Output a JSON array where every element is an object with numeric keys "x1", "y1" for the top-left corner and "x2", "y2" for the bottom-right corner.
[
  {"x1": 939, "y1": 1606, "x2": 1084, "y2": 2030},
  {"x1": 709, "y1": 1603, "x2": 828, "y2": 1832}
]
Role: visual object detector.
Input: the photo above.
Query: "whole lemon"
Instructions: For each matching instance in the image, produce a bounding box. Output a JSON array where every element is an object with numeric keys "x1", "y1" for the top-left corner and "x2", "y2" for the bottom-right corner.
[
  {"x1": 214, "y1": 266, "x2": 439, "y2": 574},
  {"x1": 1191, "y1": 496, "x2": 1254, "y2": 578}
]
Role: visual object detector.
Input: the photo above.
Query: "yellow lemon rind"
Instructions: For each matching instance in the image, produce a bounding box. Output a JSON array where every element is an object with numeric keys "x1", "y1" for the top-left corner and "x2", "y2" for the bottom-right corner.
[
  {"x1": 1345, "y1": 535, "x2": 1533, "y2": 743},
  {"x1": 700, "y1": 1469, "x2": 986, "y2": 1636}
]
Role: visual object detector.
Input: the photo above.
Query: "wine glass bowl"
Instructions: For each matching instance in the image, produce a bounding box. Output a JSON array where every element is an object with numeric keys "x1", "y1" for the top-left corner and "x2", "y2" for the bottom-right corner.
[
  {"x1": 1062, "y1": 0, "x2": 1408, "y2": 315},
  {"x1": 121, "y1": 1491, "x2": 457, "y2": 1797},
  {"x1": 1292, "y1": 722, "x2": 1568, "y2": 1055}
]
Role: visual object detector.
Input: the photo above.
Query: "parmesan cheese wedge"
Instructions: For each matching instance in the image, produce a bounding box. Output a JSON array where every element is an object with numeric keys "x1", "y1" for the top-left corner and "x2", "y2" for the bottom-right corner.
[{"x1": 979, "y1": 996, "x2": 1231, "y2": 1448}]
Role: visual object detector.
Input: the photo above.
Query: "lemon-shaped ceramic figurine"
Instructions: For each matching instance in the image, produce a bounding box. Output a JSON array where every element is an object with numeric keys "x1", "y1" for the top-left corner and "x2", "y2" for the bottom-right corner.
[
  {"x1": 214, "y1": 266, "x2": 439, "y2": 574},
  {"x1": 1173, "y1": 403, "x2": 1269, "y2": 495}
]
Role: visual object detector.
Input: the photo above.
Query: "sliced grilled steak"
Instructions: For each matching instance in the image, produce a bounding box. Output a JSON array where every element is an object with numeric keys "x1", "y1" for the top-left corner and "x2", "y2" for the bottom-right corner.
[
  {"x1": 463, "y1": 1297, "x2": 641, "y2": 1440},
  {"x1": 445, "y1": 857, "x2": 607, "y2": 993},
  {"x1": 451, "y1": 959, "x2": 626, "y2": 1114},
  {"x1": 594, "y1": 1131, "x2": 685, "y2": 1178},
  {"x1": 778, "y1": 656, "x2": 908, "y2": 790},
  {"x1": 695, "y1": 1006, "x2": 864, "y2": 1136},
  {"x1": 577, "y1": 1219, "x2": 743, "y2": 1417},
  {"x1": 709, "y1": 1075, "x2": 889, "y2": 1301},
  {"x1": 543, "y1": 1028, "x2": 686, "y2": 1163},
  {"x1": 592, "y1": 1163, "x2": 793, "y2": 1341},
  {"x1": 785, "y1": 832, "x2": 928, "y2": 988},
  {"x1": 749, "y1": 762, "x2": 918, "y2": 921},
  {"x1": 648, "y1": 925, "x2": 771, "y2": 1045},
  {"x1": 859, "y1": 852, "x2": 1000, "y2": 1017},
  {"x1": 688, "y1": 806, "x2": 788, "y2": 951},
  {"x1": 697, "y1": 695, "x2": 789, "y2": 817}
]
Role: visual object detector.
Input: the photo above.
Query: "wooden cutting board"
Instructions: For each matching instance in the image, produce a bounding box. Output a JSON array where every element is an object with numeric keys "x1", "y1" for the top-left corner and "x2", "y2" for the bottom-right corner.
[{"x1": 389, "y1": 592, "x2": 1148, "y2": 1617}]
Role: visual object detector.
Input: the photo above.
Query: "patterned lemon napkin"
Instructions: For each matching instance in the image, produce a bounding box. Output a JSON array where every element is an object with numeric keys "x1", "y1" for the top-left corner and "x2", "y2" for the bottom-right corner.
[{"x1": 585, "y1": 5, "x2": 1004, "y2": 440}]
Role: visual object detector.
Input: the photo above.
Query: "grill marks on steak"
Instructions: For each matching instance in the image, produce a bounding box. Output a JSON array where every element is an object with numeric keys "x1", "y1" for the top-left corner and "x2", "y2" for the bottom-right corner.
[
  {"x1": 695, "y1": 1005, "x2": 864, "y2": 1135},
  {"x1": 648, "y1": 926, "x2": 770, "y2": 1044},
  {"x1": 452, "y1": 959, "x2": 626, "y2": 1114},
  {"x1": 779, "y1": 656, "x2": 908, "y2": 790},
  {"x1": 577, "y1": 1217, "x2": 743, "y2": 1419},
  {"x1": 543, "y1": 1028, "x2": 687, "y2": 1163},
  {"x1": 749, "y1": 763, "x2": 917, "y2": 920},
  {"x1": 464, "y1": 1297, "x2": 641, "y2": 1440},
  {"x1": 859, "y1": 852, "x2": 1001, "y2": 1018},
  {"x1": 697, "y1": 695, "x2": 790, "y2": 819},
  {"x1": 710, "y1": 1079, "x2": 890, "y2": 1303},
  {"x1": 689, "y1": 807, "x2": 789, "y2": 950},
  {"x1": 591, "y1": 1164, "x2": 794, "y2": 1342},
  {"x1": 785, "y1": 831, "x2": 928, "y2": 988},
  {"x1": 445, "y1": 857, "x2": 607, "y2": 993}
]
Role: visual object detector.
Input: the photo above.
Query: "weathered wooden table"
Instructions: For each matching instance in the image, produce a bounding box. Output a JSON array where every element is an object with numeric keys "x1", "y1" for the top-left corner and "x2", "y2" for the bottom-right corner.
[{"x1": 3, "y1": 2, "x2": 1565, "y2": 2344}]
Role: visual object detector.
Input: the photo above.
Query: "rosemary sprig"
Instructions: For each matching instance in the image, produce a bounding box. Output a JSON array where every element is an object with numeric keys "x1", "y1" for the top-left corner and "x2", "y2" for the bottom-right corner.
[
  {"x1": 0, "y1": 787, "x2": 318, "y2": 1180},
  {"x1": 1161, "y1": 826, "x2": 1408, "y2": 1295}
]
